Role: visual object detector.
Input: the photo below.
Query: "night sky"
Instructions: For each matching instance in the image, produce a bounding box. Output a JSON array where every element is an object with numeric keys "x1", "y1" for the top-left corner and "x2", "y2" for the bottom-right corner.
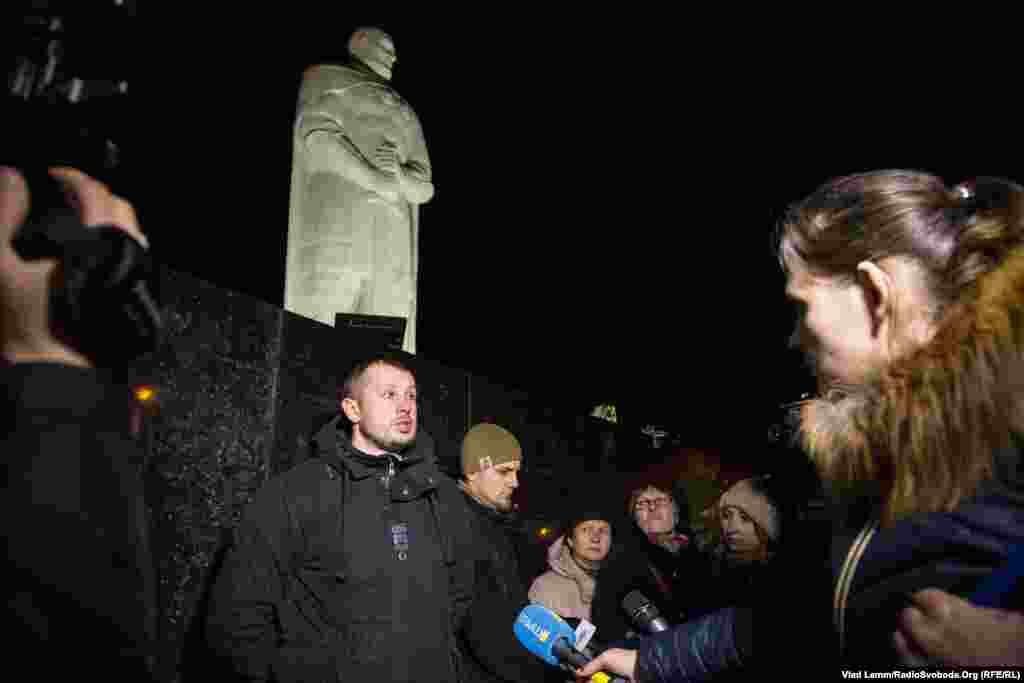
[{"x1": 117, "y1": 7, "x2": 1018, "y2": 450}]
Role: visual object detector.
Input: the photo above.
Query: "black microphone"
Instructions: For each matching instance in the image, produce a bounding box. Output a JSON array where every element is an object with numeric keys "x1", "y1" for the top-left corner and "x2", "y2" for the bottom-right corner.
[{"x1": 622, "y1": 590, "x2": 671, "y2": 634}]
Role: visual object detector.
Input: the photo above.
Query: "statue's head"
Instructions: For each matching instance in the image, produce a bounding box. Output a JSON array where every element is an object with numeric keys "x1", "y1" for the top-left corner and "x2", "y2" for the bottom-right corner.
[{"x1": 347, "y1": 27, "x2": 397, "y2": 81}]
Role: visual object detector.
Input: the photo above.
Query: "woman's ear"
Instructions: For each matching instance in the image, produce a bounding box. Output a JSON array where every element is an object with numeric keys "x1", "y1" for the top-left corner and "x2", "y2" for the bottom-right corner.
[{"x1": 856, "y1": 260, "x2": 893, "y2": 337}]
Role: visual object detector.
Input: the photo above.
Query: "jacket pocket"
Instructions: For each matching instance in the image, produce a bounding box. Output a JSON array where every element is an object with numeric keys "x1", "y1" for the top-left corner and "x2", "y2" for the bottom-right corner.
[
  {"x1": 288, "y1": 564, "x2": 348, "y2": 637},
  {"x1": 270, "y1": 564, "x2": 349, "y2": 681}
]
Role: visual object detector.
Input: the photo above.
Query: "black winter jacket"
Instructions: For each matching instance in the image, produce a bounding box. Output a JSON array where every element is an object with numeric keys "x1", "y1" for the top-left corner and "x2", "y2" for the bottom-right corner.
[
  {"x1": 206, "y1": 416, "x2": 474, "y2": 682},
  {"x1": 454, "y1": 493, "x2": 546, "y2": 683}
]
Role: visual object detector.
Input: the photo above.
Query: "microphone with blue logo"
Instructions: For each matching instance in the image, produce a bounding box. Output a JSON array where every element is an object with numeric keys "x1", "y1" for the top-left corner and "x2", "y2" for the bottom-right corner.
[{"x1": 513, "y1": 603, "x2": 627, "y2": 683}]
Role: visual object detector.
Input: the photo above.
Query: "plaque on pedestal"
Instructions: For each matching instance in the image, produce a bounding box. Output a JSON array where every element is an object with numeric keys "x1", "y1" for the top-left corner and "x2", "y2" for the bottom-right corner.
[{"x1": 335, "y1": 313, "x2": 407, "y2": 352}]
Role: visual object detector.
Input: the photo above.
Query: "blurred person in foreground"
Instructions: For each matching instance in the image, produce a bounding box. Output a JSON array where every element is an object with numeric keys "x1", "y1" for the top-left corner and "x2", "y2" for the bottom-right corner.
[{"x1": 1, "y1": 166, "x2": 157, "y2": 680}]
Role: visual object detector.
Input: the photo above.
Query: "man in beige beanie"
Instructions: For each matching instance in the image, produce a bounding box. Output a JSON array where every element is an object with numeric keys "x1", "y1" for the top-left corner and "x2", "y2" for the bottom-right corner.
[
  {"x1": 452, "y1": 423, "x2": 543, "y2": 682},
  {"x1": 460, "y1": 422, "x2": 523, "y2": 511}
]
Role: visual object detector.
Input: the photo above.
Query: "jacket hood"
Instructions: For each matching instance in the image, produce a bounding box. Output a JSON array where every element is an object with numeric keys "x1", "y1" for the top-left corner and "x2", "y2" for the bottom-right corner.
[
  {"x1": 545, "y1": 535, "x2": 570, "y2": 577},
  {"x1": 311, "y1": 414, "x2": 439, "y2": 482},
  {"x1": 794, "y1": 247, "x2": 1024, "y2": 525}
]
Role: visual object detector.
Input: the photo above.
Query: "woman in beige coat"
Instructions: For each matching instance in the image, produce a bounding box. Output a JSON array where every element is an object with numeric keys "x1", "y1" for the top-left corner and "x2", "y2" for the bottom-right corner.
[{"x1": 528, "y1": 508, "x2": 613, "y2": 623}]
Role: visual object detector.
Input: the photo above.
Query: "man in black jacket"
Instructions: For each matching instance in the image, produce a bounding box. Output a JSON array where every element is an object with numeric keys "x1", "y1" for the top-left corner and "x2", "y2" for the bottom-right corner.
[
  {"x1": 455, "y1": 423, "x2": 546, "y2": 682},
  {"x1": 1, "y1": 166, "x2": 158, "y2": 680},
  {"x1": 206, "y1": 353, "x2": 475, "y2": 682}
]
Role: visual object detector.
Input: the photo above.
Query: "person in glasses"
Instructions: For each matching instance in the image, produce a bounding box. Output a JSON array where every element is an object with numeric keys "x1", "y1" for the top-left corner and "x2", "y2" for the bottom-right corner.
[{"x1": 588, "y1": 483, "x2": 713, "y2": 643}]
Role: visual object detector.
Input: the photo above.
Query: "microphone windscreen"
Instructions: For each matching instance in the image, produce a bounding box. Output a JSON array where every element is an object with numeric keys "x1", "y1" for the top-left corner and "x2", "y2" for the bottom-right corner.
[
  {"x1": 513, "y1": 604, "x2": 577, "y2": 667},
  {"x1": 622, "y1": 590, "x2": 652, "y2": 617}
]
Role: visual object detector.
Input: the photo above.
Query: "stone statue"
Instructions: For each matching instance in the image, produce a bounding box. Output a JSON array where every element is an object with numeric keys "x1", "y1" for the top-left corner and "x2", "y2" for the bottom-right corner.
[{"x1": 285, "y1": 27, "x2": 433, "y2": 353}]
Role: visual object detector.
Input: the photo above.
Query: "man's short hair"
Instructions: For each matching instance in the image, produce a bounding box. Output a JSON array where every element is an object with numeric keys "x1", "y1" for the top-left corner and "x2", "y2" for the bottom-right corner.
[{"x1": 338, "y1": 351, "x2": 416, "y2": 403}]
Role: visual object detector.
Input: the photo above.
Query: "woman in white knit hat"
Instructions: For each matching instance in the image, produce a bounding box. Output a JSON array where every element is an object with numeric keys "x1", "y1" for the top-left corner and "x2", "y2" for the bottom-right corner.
[
  {"x1": 717, "y1": 476, "x2": 780, "y2": 566},
  {"x1": 703, "y1": 475, "x2": 787, "y2": 607}
]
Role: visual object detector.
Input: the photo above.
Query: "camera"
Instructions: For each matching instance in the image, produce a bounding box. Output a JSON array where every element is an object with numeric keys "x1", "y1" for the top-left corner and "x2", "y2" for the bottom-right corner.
[{"x1": 4, "y1": 1, "x2": 161, "y2": 364}]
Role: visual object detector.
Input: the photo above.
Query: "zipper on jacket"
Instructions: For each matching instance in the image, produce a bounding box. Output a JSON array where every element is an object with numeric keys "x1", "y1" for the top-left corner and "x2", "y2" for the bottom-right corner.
[
  {"x1": 385, "y1": 455, "x2": 396, "y2": 489},
  {"x1": 382, "y1": 452, "x2": 403, "y2": 514}
]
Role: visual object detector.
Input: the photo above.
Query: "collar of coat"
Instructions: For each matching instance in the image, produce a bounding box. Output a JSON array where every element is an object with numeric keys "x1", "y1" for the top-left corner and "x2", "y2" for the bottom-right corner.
[
  {"x1": 311, "y1": 414, "x2": 442, "y2": 491},
  {"x1": 793, "y1": 247, "x2": 1024, "y2": 525},
  {"x1": 458, "y1": 485, "x2": 520, "y2": 527}
]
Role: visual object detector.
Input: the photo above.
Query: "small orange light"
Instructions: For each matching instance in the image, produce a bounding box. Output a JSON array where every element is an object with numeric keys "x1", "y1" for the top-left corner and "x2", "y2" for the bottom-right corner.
[
  {"x1": 538, "y1": 526, "x2": 552, "y2": 538},
  {"x1": 134, "y1": 386, "x2": 157, "y2": 403}
]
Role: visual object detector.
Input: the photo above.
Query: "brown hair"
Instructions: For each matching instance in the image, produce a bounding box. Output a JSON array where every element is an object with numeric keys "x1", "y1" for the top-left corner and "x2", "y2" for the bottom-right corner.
[
  {"x1": 780, "y1": 171, "x2": 1024, "y2": 312},
  {"x1": 779, "y1": 170, "x2": 1024, "y2": 524},
  {"x1": 338, "y1": 352, "x2": 416, "y2": 404}
]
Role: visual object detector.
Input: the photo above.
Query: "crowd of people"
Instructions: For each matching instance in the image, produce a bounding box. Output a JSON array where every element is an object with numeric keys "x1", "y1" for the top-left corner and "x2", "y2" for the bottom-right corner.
[{"x1": 3, "y1": 163, "x2": 1021, "y2": 683}]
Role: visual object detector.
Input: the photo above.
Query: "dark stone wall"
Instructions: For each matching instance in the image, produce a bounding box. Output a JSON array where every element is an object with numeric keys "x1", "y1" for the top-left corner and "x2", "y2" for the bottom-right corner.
[{"x1": 135, "y1": 269, "x2": 283, "y2": 681}]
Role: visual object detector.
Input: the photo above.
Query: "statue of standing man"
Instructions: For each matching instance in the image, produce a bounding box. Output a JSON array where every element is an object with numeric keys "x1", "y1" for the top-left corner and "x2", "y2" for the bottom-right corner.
[{"x1": 285, "y1": 27, "x2": 433, "y2": 353}]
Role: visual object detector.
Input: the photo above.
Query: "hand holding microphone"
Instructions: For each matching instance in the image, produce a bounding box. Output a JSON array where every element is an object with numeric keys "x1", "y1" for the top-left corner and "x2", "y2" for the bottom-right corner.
[
  {"x1": 574, "y1": 591, "x2": 670, "y2": 681},
  {"x1": 575, "y1": 649, "x2": 637, "y2": 682},
  {"x1": 513, "y1": 604, "x2": 630, "y2": 683}
]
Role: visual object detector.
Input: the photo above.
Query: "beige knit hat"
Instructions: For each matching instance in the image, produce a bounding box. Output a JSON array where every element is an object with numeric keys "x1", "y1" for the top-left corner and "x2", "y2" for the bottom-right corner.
[
  {"x1": 719, "y1": 478, "x2": 779, "y2": 541},
  {"x1": 461, "y1": 423, "x2": 522, "y2": 476}
]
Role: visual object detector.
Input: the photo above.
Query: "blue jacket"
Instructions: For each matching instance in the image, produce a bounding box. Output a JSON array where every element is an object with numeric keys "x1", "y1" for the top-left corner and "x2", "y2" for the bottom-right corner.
[{"x1": 834, "y1": 446, "x2": 1024, "y2": 666}]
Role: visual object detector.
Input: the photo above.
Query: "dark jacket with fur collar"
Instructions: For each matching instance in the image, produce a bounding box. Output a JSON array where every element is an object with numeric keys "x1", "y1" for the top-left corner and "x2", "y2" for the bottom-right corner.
[
  {"x1": 799, "y1": 248, "x2": 1024, "y2": 666},
  {"x1": 830, "y1": 462, "x2": 1023, "y2": 666}
]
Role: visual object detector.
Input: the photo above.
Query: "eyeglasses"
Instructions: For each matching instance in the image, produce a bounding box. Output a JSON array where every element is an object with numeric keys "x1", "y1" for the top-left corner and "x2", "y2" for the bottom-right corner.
[{"x1": 634, "y1": 498, "x2": 671, "y2": 512}]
